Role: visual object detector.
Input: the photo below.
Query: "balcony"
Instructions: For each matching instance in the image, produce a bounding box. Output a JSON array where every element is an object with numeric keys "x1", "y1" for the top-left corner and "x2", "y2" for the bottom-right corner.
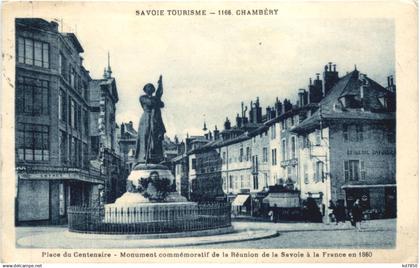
[{"x1": 280, "y1": 158, "x2": 298, "y2": 167}]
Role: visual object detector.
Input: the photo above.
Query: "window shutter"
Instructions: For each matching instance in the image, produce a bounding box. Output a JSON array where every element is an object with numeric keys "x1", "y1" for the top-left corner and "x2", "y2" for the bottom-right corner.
[
  {"x1": 360, "y1": 161, "x2": 366, "y2": 180},
  {"x1": 344, "y1": 161, "x2": 349, "y2": 181}
]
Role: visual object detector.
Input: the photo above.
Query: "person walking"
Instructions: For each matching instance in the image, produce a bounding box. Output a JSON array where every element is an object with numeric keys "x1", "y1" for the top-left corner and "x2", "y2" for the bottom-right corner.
[
  {"x1": 335, "y1": 200, "x2": 347, "y2": 224},
  {"x1": 328, "y1": 200, "x2": 337, "y2": 224},
  {"x1": 351, "y1": 199, "x2": 363, "y2": 231}
]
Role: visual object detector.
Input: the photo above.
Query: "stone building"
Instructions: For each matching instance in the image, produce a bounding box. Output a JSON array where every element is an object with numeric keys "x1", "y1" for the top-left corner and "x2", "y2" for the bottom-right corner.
[
  {"x1": 15, "y1": 18, "x2": 104, "y2": 225},
  {"x1": 88, "y1": 56, "x2": 126, "y2": 204},
  {"x1": 117, "y1": 121, "x2": 137, "y2": 171},
  {"x1": 292, "y1": 68, "x2": 396, "y2": 220}
]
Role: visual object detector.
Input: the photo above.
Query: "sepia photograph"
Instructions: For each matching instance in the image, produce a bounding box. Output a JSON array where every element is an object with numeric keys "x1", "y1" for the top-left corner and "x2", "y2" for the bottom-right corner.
[{"x1": 0, "y1": 0, "x2": 418, "y2": 264}]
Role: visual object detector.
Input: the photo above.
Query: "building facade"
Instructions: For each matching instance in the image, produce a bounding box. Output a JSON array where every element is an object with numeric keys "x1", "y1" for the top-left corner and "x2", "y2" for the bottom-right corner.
[
  {"x1": 293, "y1": 69, "x2": 396, "y2": 220},
  {"x1": 15, "y1": 19, "x2": 104, "y2": 225},
  {"x1": 180, "y1": 63, "x2": 396, "y2": 222},
  {"x1": 88, "y1": 59, "x2": 126, "y2": 204}
]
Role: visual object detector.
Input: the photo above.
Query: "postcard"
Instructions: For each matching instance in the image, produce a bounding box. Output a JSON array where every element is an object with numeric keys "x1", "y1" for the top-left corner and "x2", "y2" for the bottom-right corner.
[{"x1": 0, "y1": 0, "x2": 418, "y2": 264}]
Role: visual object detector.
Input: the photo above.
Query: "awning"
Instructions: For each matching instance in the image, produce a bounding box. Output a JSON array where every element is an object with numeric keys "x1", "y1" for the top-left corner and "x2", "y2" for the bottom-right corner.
[
  {"x1": 342, "y1": 184, "x2": 396, "y2": 189},
  {"x1": 232, "y1": 194, "x2": 250, "y2": 206},
  {"x1": 263, "y1": 192, "x2": 300, "y2": 208}
]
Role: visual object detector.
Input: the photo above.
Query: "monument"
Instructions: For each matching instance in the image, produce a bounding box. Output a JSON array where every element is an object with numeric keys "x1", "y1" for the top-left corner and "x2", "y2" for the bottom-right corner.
[
  {"x1": 110, "y1": 75, "x2": 188, "y2": 206},
  {"x1": 68, "y1": 76, "x2": 231, "y2": 235}
]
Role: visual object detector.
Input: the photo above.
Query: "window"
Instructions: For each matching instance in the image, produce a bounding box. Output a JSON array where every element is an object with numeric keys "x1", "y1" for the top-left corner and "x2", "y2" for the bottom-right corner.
[
  {"x1": 229, "y1": 175, "x2": 233, "y2": 189},
  {"x1": 70, "y1": 67, "x2": 75, "y2": 87},
  {"x1": 59, "y1": 89, "x2": 67, "y2": 122},
  {"x1": 191, "y1": 158, "x2": 196, "y2": 170},
  {"x1": 59, "y1": 131, "x2": 67, "y2": 164},
  {"x1": 16, "y1": 124, "x2": 49, "y2": 161},
  {"x1": 17, "y1": 37, "x2": 49, "y2": 68},
  {"x1": 290, "y1": 116, "x2": 294, "y2": 126},
  {"x1": 271, "y1": 126, "x2": 276, "y2": 139},
  {"x1": 291, "y1": 136, "x2": 296, "y2": 159},
  {"x1": 281, "y1": 120, "x2": 286, "y2": 131},
  {"x1": 222, "y1": 152, "x2": 226, "y2": 164},
  {"x1": 239, "y1": 148, "x2": 243, "y2": 162},
  {"x1": 83, "y1": 110, "x2": 89, "y2": 136},
  {"x1": 315, "y1": 129, "x2": 321, "y2": 145},
  {"x1": 282, "y1": 139, "x2": 286, "y2": 161},
  {"x1": 253, "y1": 175, "x2": 259, "y2": 190},
  {"x1": 83, "y1": 142, "x2": 89, "y2": 168},
  {"x1": 246, "y1": 147, "x2": 250, "y2": 161},
  {"x1": 16, "y1": 77, "x2": 49, "y2": 115},
  {"x1": 344, "y1": 160, "x2": 365, "y2": 181},
  {"x1": 71, "y1": 100, "x2": 76, "y2": 128},
  {"x1": 343, "y1": 124, "x2": 349, "y2": 141},
  {"x1": 59, "y1": 183, "x2": 66, "y2": 216},
  {"x1": 316, "y1": 161, "x2": 324, "y2": 182},
  {"x1": 252, "y1": 155, "x2": 258, "y2": 173},
  {"x1": 303, "y1": 163, "x2": 309, "y2": 184},
  {"x1": 262, "y1": 147, "x2": 268, "y2": 163},
  {"x1": 60, "y1": 53, "x2": 67, "y2": 79},
  {"x1": 356, "y1": 125, "x2": 363, "y2": 141},
  {"x1": 70, "y1": 137, "x2": 76, "y2": 166},
  {"x1": 271, "y1": 148, "x2": 277, "y2": 166},
  {"x1": 302, "y1": 135, "x2": 310, "y2": 149}
]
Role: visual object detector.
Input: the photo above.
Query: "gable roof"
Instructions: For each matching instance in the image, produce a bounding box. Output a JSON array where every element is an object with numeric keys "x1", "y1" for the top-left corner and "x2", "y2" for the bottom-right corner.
[{"x1": 292, "y1": 70, "x2": 395, "y2": 133}]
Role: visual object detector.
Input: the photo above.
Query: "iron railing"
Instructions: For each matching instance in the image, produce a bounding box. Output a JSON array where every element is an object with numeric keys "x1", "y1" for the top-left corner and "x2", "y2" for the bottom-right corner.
[{"x1": 68, "y1": 202, "x2": 231, "y2": 234}]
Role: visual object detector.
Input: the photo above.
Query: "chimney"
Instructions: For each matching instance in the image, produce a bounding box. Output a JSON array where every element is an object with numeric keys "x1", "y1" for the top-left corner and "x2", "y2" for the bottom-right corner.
[
  {"x1": 283, "y1": 99, "x2": 293, "y2": 112},
  {"x1": 50, "y1": 21, "x2": 59, "y2": 32},
  {"x1": 387, "y1": 75, "x2": 396, "y2": 92},
  {"x1": 359, "y1": 73, "x2": 368, "y2": 109},
  {"x1": 128, "y1": 121, "x2": 133, "y2": 129},
  {"x1": 120, "y1": 123, "x2": 125, "y2": 136},
  {"x1": 224, "y1": 117, "x2": 231, "y2": 130},
  {"x1": 275, "y1": 98, "x2": 283, "y2": 116},
  {"x1": 266, "y1": 107, "x2": 272, "y2": 120},
  {"x1": 323, "y1": 62, "x2": 339, "y2": 95},
  {"x1": 309, "y1": 75, "x2": 323, "y2": 103},
  {"x1": 298, "y1": 89, "x2": 307, "y2": 107},
  {"x1": 236, "y1": 113, "x2": 242, "y2": 128},
  {"x1": 213, "y1": 126, "x2": 220, "y2": 140}
]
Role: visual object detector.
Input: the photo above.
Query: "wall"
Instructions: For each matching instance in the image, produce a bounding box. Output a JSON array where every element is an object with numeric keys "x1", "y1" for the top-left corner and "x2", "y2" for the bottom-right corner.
[
  {"x1": 329, "y1": 122, "x2": 396, "y2": 203},
  {"x1": 18, "y1": 180, "x2": 49, "y2": 221}
]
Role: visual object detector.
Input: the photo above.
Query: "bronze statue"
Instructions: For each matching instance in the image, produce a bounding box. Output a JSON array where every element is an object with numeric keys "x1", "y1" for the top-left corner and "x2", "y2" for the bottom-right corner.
[{"x1": 134, "y1": 75, "x2": 166, "y2": 164}]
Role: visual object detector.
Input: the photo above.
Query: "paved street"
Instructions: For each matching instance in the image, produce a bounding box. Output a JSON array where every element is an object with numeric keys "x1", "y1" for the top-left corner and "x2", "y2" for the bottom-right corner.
[
  {"x1": 192, "y1": 228, "x2": 395, "y2": 249},
  {"x1": 16, "y1": 219, "x2": 395, "y2": 248}
]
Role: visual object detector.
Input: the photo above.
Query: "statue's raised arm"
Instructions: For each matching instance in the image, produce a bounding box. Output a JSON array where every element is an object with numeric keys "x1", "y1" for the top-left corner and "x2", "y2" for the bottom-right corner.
[{"x1": 156, "y1": 75, "x2": 163, "y2": 99}]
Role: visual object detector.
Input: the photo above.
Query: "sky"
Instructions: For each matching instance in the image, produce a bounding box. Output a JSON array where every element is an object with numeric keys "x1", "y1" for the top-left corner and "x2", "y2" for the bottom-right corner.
[{"x1": 40, "y1": 4, "x2": 395, "y2": 140}]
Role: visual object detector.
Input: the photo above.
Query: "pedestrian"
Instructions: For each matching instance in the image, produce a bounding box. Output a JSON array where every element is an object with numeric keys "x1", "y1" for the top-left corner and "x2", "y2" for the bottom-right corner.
[
  {"x1": 351, "y1": 199, "x2": 363, "y2": 231},
  {"x1": 268, "y1": 209, "x2": 274, "y2": 222},
  {"x1": 335, "y1": 200, "x2": 347, "y2": 224},
  {"x1": 328, "y1": 200, "x2": 337, "y2": 224}
]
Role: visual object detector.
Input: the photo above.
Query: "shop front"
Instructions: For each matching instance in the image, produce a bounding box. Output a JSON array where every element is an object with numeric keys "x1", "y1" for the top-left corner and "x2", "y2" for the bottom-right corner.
[
  {"x1": 342, "y1": 184, "x2": 396, "y2": 219},
  {"x1": 16, "y1": 166, "x2": 105, "y2": 225}
]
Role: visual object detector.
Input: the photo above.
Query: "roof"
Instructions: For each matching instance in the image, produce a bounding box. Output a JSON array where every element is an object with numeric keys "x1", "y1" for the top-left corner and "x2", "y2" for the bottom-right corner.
[
  {"x1": 292, "y1": 70, "x2": 395, "y2": 133},
  {"x1": 62, "y1": 33, "x2": 84, "y2": 53},
  {"x1": 89, "y1": 78, "x2": 119, "y2": 104}
]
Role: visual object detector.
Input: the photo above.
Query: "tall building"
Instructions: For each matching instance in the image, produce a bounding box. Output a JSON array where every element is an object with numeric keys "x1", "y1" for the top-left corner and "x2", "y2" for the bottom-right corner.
[
  {"x1": 292, "y1": 69, "x2": 396, "y2": 220},
  {"x1": 180, "y1": 63, "x2": 396, "y2": 221},
  {"x1": 88, "y1": 55, "x2": 126, "y2": 204},
  {"x1": 15, "y1": 18, "x2": 104, "y2": 225}
]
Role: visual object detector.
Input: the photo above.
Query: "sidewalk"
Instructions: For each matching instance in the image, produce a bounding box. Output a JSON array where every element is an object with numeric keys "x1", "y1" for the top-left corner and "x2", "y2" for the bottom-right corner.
[{"x1": 232, "y1": 218, "x2": 396, "y2": 232}]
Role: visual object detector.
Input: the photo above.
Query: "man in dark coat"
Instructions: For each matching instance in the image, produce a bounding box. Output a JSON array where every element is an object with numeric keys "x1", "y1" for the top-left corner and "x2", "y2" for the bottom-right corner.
[{"x1": 351, "y1": 199, "x2": 363, "y2": 231}]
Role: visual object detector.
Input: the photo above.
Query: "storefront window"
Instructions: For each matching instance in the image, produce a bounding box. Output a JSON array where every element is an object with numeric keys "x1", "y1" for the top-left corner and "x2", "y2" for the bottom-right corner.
[{"x1": 59, "y1": 183, "x2": 65, "y2": 216}]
